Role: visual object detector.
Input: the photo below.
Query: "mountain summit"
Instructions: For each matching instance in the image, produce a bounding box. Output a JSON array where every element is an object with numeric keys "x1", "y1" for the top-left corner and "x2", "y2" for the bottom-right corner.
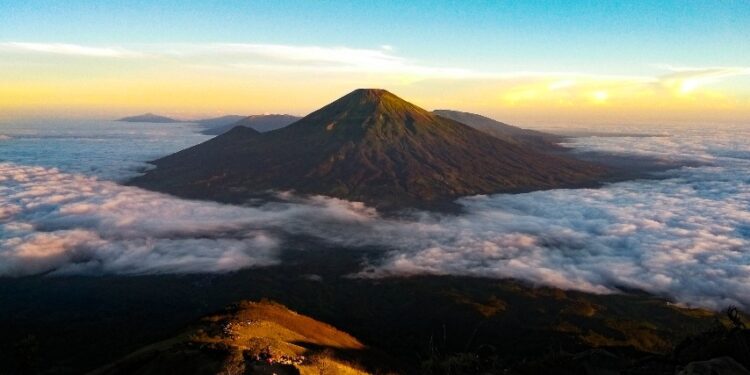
[{"x1": 131, "y1": 89, "x2": 606, "y2": 209}]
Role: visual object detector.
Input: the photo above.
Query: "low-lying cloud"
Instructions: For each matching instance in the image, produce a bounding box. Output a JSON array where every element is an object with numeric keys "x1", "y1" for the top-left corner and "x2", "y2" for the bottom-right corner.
[
  {"x1": 0, "y1": 161, "x2": 391, "y2": 276},
  {"x1": 362, "y1": 127, "x2": 750, "y2": 310},
  {"x1": 0, "y1": 163, "x2": 279, "y2": 275},
  {"x1": 365, "y1": 168, "x2": 750, "y2": 310},
  {"x1": 2, "y1": 126, "x2": 750, "y2": 310}
]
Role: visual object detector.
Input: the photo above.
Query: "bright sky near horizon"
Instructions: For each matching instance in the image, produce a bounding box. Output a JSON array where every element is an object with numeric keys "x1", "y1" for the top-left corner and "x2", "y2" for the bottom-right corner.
[{"x1": 1, "y1": 0, "x2": 749, "y2": 125}]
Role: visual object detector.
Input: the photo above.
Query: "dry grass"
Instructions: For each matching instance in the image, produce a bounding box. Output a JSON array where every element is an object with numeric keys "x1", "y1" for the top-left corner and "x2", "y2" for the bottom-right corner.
[
  {"x1": 91, "y1": 300, "x2": 373, "y2": 375},
  {"x1": 229, "y1": 300, "x2": 365, "y2": 350}
]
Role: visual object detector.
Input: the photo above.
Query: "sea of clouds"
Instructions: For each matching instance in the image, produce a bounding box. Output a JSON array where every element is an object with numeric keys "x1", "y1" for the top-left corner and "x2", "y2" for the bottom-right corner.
[{"x1": 1, "y1": 121, "x2": 749, "y2": 309}]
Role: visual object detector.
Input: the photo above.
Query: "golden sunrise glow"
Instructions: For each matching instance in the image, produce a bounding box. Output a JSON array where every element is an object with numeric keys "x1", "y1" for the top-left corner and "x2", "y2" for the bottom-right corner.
[
  {"x1": 1, "y1": 43, "x2": 749, "y2": 124},
  {"x1": 592, "y1": 91, "x2": 609, "y2": 103}
]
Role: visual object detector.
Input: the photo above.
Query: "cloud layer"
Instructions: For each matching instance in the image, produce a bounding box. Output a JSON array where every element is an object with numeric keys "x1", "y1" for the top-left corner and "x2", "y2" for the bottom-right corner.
[
  {"x1": 359, "y1": 127, "x2": 750, "y2": 310},
  {"x1": 0, "y1": 154, "x2": 379, "y2": 275},
  {"x1": 0, "y1": 163, "x2": 281, "y2": 275},
  {"x1": 365, "y1": 167, "x2": 750, "y2": 309},
  {"x1": 2, "y1": 125, "x2": 750, "y2": 310}
]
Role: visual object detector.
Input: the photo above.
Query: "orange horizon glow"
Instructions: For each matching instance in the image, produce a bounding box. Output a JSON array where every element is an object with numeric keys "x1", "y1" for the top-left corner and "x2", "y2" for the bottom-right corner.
[{"x1": 1, "y1": 43, "x2": 749, "y2": 126}]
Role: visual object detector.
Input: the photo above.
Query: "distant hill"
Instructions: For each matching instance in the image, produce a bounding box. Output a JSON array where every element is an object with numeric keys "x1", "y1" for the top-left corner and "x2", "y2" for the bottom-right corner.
[
  {"x1": 432, "y1": 109, "x2": 563, "y2": 148},
  {"x1": 117, "y1": 113, "x2": 182, "y2": 123},
  {"x1": 131, "y1": 89, "x2": 606, "y2": 209},
  {"x1": 90, "y1": 300, "x2": 386, "y2": 375},
  {"x1": 201, "y1": 114, "x2": 301, "y2": 135}
]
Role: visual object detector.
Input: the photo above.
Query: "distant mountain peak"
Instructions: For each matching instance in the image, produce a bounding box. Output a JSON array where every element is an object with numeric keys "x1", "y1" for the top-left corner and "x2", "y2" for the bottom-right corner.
[
  {"x1": 224, "y1": 124, "x2": 260, "y2": 136},
  {"x1": 117, "y1": 113, "x2": 181, "y2": 123}
]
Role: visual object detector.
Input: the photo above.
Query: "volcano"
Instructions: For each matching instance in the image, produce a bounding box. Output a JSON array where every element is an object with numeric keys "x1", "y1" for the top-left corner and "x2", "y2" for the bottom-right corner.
[{"x1": 131, "y1": 89, "x2": 606, "y2": 209}]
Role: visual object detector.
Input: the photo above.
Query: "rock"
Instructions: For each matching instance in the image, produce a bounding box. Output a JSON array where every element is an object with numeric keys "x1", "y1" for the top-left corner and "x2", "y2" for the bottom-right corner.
[
  {"x1": 678, "y1": 356, "x2": 750, "y2": 375},
  {"x1": 573, "y1": 349, "x2": 628, "y2": 375}
]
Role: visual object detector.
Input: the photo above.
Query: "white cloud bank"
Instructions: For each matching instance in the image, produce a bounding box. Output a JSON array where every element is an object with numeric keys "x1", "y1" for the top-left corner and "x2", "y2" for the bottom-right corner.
[
  {"x1": 358, "y1": 127, "x2": 750, "y2": 310},
  {"x1": 0, "y1": 163, "x2": 279, "y2": 275},
  {"x1": 2, "y1": 125, "x2": 750, "y2": 310},
  {"x1": 0, "y1": 161, "x2": 383, "y2": 276}
]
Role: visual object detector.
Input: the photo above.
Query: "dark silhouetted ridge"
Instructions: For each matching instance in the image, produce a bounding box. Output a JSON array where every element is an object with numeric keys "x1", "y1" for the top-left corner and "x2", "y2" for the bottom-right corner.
[{"x1": 117, "y1": 113, "x2": 181, "y2": 123}]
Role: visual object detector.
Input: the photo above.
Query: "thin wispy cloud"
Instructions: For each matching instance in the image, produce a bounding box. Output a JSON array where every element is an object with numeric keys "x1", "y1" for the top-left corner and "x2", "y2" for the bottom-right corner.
[
  {"x1": 655, "y1": 65, "x2": 750, "y2": 94},
  {"x1": 208, "y1": 43, "x2": 404, "y2": 66},
  {"x1": 3, "y1": 41, "x2": 748, "y2": 85},
  {"x1": 2, "y1": 41, "x2": 748, "y2": 121},
  {"x1": 174, "y1": 42, "x2": 478, "y2": 78},
  {"x1": 205, "y1": 44, "x2": 743, "y2": 90},
  {"x1": 0, "y1": 42, "x2": 144, "y2": 58}
]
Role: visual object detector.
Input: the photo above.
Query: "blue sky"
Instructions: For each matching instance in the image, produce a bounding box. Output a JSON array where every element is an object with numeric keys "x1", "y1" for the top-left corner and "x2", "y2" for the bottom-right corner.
[
  {"x1": 1, "y1": 0, "x2": 749, "y2": 123},
  {"x1": 3, "y1": 0, "x2": 748, "y2": 73}
]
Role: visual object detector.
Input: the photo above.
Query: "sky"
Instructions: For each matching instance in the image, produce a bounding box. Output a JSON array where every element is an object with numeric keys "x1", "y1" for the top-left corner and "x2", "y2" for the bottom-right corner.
[{"x1": 1, "y1": 0, "x2": 749, "y2": 125}]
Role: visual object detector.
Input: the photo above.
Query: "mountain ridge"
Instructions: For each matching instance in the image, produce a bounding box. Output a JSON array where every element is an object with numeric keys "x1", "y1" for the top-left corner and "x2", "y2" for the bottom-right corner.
[
  {"x1": 117, "y1": 113, "x2": 182, "y2": 123},
  {"x1": 432, "y1": 109, "x2": 564, "y2": 148}
]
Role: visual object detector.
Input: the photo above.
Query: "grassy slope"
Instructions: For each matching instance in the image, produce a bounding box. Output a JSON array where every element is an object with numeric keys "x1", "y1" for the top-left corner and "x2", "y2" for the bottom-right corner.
[{"x1": 89, "y1": 300, "x2": 371, "y2": 375}]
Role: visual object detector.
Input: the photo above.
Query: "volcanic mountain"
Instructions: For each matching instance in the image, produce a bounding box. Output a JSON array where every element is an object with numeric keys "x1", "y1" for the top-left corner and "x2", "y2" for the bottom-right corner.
[{"x1": 131, "y1": 89, "x2": 606, "y2": 209}]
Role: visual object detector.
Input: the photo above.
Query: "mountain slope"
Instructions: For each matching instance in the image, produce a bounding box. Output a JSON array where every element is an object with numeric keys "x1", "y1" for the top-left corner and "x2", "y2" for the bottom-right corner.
[
  {"x1": 202, "y1": 114, "x2": 301, "y2": 135},
  {"x1": 194, "y1": 115, "x2": 246, "y2": 129},
  {"x1": 432, "y1": 109, "x2": 563, "y2": 148},
  {"x1": 89, "y1": 300, "x2": 379, "y2": 375},
  {"x1": 132, "y1": 89, "x2": 606, "y2": 209},
  {"x1": 234, "y1": 114, "x2": 302, "y2": 133},
  {"x1": 117, "y1": 113, "x2": 181, "y2": 123}
]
